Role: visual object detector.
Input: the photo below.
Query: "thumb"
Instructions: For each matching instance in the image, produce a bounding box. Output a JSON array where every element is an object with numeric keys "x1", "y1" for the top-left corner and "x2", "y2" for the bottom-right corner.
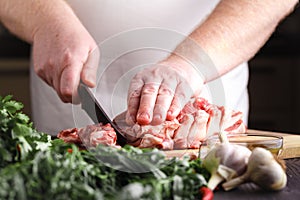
[{"x1": 81, "y1": 46, "x2": 100, "y2": 87}]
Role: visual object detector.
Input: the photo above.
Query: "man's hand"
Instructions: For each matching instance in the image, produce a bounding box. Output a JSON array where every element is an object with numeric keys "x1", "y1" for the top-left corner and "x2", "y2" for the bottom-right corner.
[
  {"x1": 126, "y1": 55, "x2": 204, "y2": 126},
  {"x1": 0, "y1": 0, "x2": 99, "y2": 104},
  {"x1": 125, "y1": 0, "x2": 298, "y2": 126},
  {"x1": 32, "y1": 18, "x2": 99, "y2": 103}
]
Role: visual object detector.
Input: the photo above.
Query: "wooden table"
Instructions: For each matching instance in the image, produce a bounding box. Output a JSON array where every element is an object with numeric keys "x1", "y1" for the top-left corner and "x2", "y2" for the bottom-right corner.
[{"x1": 213, "y1": 158, "x2": 300, "y2": 199}]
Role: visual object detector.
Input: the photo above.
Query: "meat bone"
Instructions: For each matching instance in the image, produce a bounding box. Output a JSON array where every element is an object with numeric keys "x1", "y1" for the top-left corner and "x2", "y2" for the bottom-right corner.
[{"x1": 78, "y1": 82, "x2": 127, "y2": 146}]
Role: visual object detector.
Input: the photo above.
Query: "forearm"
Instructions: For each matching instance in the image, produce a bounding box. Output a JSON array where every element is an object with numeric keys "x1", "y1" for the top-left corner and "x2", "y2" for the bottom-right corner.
[
  {"x1": 170, "y1": 0, "x2": 298, "y2": 83},
  {"x1": 0, "y1": 0, "x2": 77, "y2": 43}
]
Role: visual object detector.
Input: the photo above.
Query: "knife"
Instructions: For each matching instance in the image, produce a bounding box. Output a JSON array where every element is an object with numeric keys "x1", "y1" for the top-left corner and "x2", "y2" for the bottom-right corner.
[{"x1": 78, "y1": 82, "x2": 127, "y2": 146}]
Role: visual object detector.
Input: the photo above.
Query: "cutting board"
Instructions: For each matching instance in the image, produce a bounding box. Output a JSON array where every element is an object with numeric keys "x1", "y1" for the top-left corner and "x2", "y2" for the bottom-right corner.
[{"x1": 163, "y1": 129, "x2": 300, "y2": 159}]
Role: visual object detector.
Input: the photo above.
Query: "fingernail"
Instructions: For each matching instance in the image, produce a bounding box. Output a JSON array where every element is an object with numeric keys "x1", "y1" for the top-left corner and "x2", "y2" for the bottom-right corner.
[
  {"x1": 152, "y1": 114, "x2": 162, "y2": 125},
  {"x1": 138, "y1": 112, "x2": 150, "y2": 120},
  {"x1": 154, "y1": 114, "x2": 162, "y2": 121},
  {"x1": 167, "y1": 110, "x2": 176, "y2": 119},
  {"x1": 84, "y1": 73, "x2": 96, "y2": 87},
  {"x1": 167, "y1": 109, "x2": 180, "y2": 119},
  {"x1": 137, "y1": 112, "x2": 150, "y2": 125}
]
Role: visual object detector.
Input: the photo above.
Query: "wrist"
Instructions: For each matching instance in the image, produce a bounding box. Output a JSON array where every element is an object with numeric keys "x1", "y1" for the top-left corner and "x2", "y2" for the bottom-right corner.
[
  {"x1": 161, "y1": 49, "x2": 208, "y2": 85},
  {"x1": 159, "y1": 53, "x2": 205, "y2": 97},
  {"x1": 171, "y1": 37, "x2": 220, "y2": 84}
]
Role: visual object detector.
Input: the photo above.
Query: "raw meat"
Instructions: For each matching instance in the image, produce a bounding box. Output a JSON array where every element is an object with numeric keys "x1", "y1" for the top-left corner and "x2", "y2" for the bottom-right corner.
[
  {"x1": 114, "y1": 97, "x2": 246, "y2": 149},
  {"x1": 57, "y1": 123, "x2": 119, "y2": 148},
  {"x1": 57, "y1": 97, "x2": 246, "y2": 150},
  {"x1": 114, "y1": 112, "x2": 180, "y2": 149}
]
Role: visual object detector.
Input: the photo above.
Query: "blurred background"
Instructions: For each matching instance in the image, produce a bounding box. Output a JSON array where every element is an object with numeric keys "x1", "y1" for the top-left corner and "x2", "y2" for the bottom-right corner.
[{"x1": 0, "y1": 7, "x2": 299, "y2": 133}]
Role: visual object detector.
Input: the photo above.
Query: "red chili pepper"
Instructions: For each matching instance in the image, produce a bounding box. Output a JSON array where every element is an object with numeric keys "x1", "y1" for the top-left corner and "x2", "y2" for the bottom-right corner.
[
  {"x1": 16, "y1": 144, "x2": 21, "y2": 153},
  {"x1": 199, "y1": 186, "x2": 214, "y2": 200},
  {"x1": 67, "y1": 148, "x2": 73, "y2": 153}
]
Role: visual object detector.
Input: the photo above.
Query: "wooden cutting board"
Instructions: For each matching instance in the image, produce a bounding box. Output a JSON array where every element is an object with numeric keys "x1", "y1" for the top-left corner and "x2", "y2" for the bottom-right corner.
[{"x1": 163, "y1": 129, "x2": 300, "y2": 159}]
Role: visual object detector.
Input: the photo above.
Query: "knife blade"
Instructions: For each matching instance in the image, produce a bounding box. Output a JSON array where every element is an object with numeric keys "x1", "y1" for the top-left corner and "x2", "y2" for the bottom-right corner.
[{"x1": 78, "y1": 82, "x2": 127, "y2": 146}]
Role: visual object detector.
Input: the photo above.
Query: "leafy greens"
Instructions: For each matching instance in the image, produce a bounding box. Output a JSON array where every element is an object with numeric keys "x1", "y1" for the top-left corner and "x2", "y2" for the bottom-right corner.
[{"x1": 0, "y1": 95, "x2": 210, "y2": 200}]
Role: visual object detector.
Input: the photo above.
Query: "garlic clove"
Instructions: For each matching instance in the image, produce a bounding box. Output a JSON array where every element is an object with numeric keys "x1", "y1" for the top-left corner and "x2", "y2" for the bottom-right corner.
[{"x1": 248, "y1": 147, "x2": 287, "y2": 190}]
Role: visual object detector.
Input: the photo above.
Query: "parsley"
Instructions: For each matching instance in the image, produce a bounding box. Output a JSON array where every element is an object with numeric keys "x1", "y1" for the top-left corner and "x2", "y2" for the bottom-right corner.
[{"x1": 0, "y1": 95, "x2": 210, "y2": 200}]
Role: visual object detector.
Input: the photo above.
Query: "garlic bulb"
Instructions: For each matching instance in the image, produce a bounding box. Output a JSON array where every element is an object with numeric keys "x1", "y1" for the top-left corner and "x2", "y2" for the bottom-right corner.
[
  {"x1": 222, "y1": 147, "x2": 287, "y2": 191},
  {"x1": 203, "y1": 141, "x2": 252, "y2": 190}
]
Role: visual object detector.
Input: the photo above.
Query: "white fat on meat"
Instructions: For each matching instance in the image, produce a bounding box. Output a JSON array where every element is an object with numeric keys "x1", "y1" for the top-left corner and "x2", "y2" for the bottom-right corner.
[{"x1": 114, "y1": 97, "x2": 246, "y2": 149}]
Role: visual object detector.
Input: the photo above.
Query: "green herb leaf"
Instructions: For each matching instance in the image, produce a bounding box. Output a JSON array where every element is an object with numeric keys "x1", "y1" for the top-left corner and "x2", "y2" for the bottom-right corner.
[{"x1": 0, "y1": 95, "x2": 210, "y2": 200}]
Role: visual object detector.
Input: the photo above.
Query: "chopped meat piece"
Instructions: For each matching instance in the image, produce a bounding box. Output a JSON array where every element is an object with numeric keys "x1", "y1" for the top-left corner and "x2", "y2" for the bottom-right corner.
[
  {"x1": 114, "y1": 112, "x2": 180, "y2": 149},
  {"x1": 187, "y1": 110, "x2": 210, "y2": 148},
  {"x1": 57, "y1": 128, "x2": 81, "y2": 144},
  {"x1": 179, "y1": 98, "x2": 246, "y2": 136},
  {"x1": 57, "y1": 123, "x2": 119, "y2": 148},
  {"x1": 173, "y1": 114, "x2": 194, "y2": 149}
]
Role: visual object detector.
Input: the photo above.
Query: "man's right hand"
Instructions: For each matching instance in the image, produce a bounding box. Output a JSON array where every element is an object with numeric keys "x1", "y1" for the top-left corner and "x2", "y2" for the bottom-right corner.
[
  {"x1": 0, "y1": 0, "x2": 99, "y2": 104},
  {"x1": 32, "y1": 17, "x2": 99, "y2": 104}
]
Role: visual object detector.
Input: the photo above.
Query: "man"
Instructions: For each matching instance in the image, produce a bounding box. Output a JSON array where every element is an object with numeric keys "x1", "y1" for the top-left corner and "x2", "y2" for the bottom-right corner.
[{"x1": 0, "y1": 0, "x2": 298, "y2": 135}]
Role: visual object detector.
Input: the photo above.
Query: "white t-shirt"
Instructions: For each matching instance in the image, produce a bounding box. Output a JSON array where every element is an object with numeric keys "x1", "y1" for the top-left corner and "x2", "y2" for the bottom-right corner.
[{"x1": 30, "y1": 0, "x2": 249, "y2": 135}]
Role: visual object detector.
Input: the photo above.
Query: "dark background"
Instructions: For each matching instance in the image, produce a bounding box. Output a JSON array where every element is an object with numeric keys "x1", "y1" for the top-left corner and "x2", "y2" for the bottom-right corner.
[
  {"x1": 248, "y1": 6, "x2": 300, "y2": 133},
  {"x1": 0, "y1": 6, "x2": 299, "y2": 133}
]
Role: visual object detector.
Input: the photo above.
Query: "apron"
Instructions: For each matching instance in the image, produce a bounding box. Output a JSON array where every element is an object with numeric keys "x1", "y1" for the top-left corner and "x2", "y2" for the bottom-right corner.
[{"x1": 30, "y1": 0, "x2": 249, "y2": 135}]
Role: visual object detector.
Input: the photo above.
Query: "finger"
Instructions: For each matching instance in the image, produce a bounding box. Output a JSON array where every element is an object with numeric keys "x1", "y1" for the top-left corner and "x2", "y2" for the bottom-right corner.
[
  {"x1": 36, "y1": 61, "x2": 64, "y2": 101},
  {"x1": 136, "y1": 82, "x2": 160, "y2": 125},
  {"x1": 152, "y1": 80, "x2": 176, "y2": 125},
  {"x1": 45, "y1": 59, "x2": 67, "y2": 101},
  {"x1": 52, "y1": 66, "x2": 64, "y2": 100},
  {"x1": 81, "y1": 46, "x2": 100, "y2": 88},
  {"x1": 126, "y1": 78, "x2": 144, "y2": 124},
  {"x1": 34, "y1": 61, "x2": 53, "y2": 87},
  {"x1": 167, "y1": 81, "x2": 193, "y2": 120},
  {"x1": 59, "y1": 61, "x2": 83, "y2": 104}
]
